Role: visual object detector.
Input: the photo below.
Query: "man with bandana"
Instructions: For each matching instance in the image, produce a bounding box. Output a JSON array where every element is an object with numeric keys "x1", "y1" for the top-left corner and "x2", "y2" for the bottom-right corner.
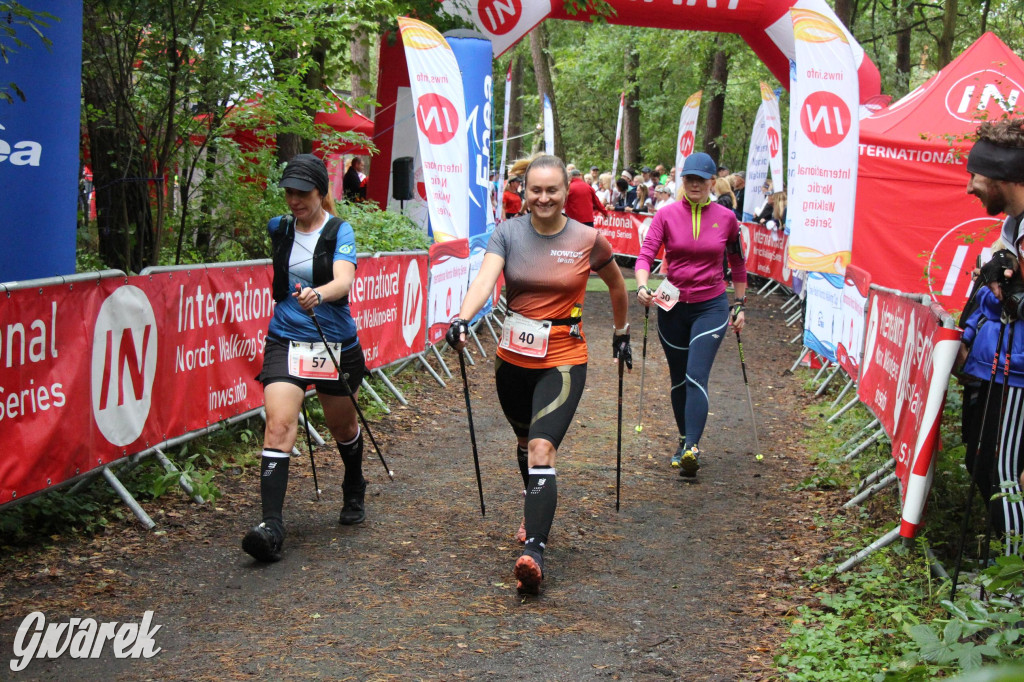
[{"x1": 959, "y1": 118, "x2": 1024, "y2": 556}]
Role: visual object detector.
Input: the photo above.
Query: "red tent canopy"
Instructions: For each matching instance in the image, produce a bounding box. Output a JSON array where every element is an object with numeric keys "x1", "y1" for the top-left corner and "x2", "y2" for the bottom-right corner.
[
  {"x1": 851, "y1": 32, "x2": 1024, "y2": 311},
  {"x1": 194, "y1": 96, "x2": 374, "y2": 156}
]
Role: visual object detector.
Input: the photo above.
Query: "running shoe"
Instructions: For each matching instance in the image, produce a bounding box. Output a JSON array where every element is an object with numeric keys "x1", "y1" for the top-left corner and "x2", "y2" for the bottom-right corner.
[
  {"x1": 514, "y1": 550, "x2": 544, "y2": 595},
  {"x1": 338, "y1": 481, "x2": 367, "y2": 525},
  {"x1": 679, "y1": 446, "x2": 700, "y2": 478},
  {"x1": 242, "y1": 521, "x2": 284, "y2": 562},
  {"x1": 670, "y1": 442, "x2": 685, "y2": 468},
  {"x1": 515, "y1": 518, "x2": 527, "y2": 544}
]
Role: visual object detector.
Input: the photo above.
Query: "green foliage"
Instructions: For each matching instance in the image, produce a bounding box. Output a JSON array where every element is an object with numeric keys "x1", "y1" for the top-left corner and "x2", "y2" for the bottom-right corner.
[
  {"x1": 1, "y1": 1, "x2": 54, "y2": 103},
  {"x1": 339, "y1": 201, "x2": 431, "y2": 254}
]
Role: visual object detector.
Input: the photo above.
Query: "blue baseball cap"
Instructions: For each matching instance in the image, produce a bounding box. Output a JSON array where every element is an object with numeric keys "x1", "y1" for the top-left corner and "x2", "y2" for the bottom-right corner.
[{"x1": 681, "y1": 152, "x2": 717, "y2": 180}]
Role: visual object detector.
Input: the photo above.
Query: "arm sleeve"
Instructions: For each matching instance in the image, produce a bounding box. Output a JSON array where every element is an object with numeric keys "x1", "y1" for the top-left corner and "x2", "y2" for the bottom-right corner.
[
  {"x1": 332, "y1": 221, "x2": 358, "y2": 266},
  {"x1": 589, "y1": 233, "x2": 614, "y2": 271},
  {"x1": 636, "y1": 211, "x2": 667, "y2": 273},
  {"x1": 486, "y1": 223, "x2": 509, "y2": 259},
  {"x1": 725, "y1": 215, "x2": 747, "y2": 283}
]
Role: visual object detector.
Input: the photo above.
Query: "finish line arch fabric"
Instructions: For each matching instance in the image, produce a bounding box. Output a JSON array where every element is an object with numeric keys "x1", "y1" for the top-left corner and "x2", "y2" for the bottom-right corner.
[{"x1": 442, "y1": 0, "x2": 881, "y2": 103}]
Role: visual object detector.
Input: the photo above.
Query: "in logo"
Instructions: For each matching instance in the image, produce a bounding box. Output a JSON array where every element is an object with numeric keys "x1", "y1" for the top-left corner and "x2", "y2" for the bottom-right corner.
[
  {"x1": 679, "y1": 131, "x2": 695, "y2": 157},
  {"x1": 944, "y1": 71, "x2": 1023, "y2": 123},
  {"x1": 401, "y1": 260, "x2": 423, "y2": 347},
  {"x1": 416, "y1": 94, "x2": 459, "y2": 145},
  {"x1": 800, "y1": 91, "x2": 851, "y2": 148},
  {"x1": 767, "y1": 127, "x2": 781, "y2": 158},
  {"x1": 927, "y1": 216, "x2": 1003, "y2": 304},
  {"x1": 477, "y1": 0, "x2": 522, "y2": 36},
  {"x1": 90, "y1": 286, "x2": 158, "y2": 447}
]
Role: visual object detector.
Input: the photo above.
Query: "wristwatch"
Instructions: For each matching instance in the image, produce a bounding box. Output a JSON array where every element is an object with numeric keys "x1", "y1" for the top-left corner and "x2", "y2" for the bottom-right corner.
[
  {"x1": 637, "y1": 285, "x2": 652, "y2": 296},
  {"x1": 313, "y1": 290, "x2": 323, "y2": 306}
]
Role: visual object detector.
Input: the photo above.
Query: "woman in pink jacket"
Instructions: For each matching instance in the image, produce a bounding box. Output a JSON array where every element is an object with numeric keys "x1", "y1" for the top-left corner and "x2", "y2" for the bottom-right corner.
[{"x1": 635, "y1": 153, "x2": 748, "y2": 478}]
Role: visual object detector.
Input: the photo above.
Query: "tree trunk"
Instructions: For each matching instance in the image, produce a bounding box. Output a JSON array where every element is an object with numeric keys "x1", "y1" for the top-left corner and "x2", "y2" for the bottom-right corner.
[
  {"x1": 350, "y1": 33, "x2": 374, "y2": 173},
  {"x1": 506, "y1": 49, "x2": 525, "y2": 163},
  {"x1": 937, "y1": 0, "x2": 958, "y2": 68},
  {"x1": 894, "y1": 0, "x2": 912, "y2": 89},
  {"x1": 702, "y1": 39, "x2": 729, "y2": 165},
  {"x1": 622, "y1": 46, "x2": 640, "y2": 171},
  {"x1": 529, "y1": 24, "x2": 562, "y2": 159},
  {"x1": 834, "y1": 0, "x2": 855, "y2": 29}
]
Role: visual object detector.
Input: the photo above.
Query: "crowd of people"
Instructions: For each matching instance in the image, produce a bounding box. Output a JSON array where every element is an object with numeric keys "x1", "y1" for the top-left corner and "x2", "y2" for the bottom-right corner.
[{"x1": 497, "y1": 157, "x2": 764, "y2": 225}]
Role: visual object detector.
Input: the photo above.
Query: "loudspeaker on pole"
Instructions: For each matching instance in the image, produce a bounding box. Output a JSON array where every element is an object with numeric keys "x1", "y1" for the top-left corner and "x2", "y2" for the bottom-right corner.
[{"x1": 392, "y1": 157, "x2": 415, "y2": 201}]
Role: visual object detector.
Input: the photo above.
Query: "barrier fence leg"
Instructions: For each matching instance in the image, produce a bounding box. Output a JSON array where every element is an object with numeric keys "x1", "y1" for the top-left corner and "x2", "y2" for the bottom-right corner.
[
  {"x1": 786, "y1": 309, "x2": 803, "y2": 326},
  {"x1": 757, "y1": 279, "x2": 775, "y2": 295},
  {"x1": 431, "y1": 344, "x2": 453, "y2": 378},
  {"x1": 360, "y1": 378, "x2": 390, "y2": 413},
  {"x1": 811, "y1": 358, "x2": 832, "y2": 384},
  {"x1": 855, "y1": 458, "x2": 896, "y2": 493},
  {"x1": 790, "y1": 347, "x2": 810, "y2": 373},
  {"x1": 830, "y1": 378, "x2": 855, "y2": 409},
  {"x1": 827, "y1": 395, "x2": 861, "y2": 424},
  {"x1": 815, "y1": 365, "x2": 842, "y2": 397},
  {"x1": 297, "y1": 403, "x2": 327, "y2": 446},
  {"x1": 763, "y1": 282, "x2": 782, "y2": 297},
  {"x1": 843, "y1": 471, "x2": 897, "y2": 508},
  {"x1": 843, "y1": 427, "x2": 886, "y2": 461},
  {"x1": 374, "y1": 368, "x2": 409, "y2": 406},
  {"x1": 153, "y1": 448, "x2": 205, "y2": 504},
  {"x1": 101, "y1": 466, "x2": 156, "y2": 530},
  {"x1": 484, "y1": 313, "x2": 500, "y2": 343},
  {"x1": 416, "y1": 352, "x2": 447, "y2": 387},
  {"x1": 469, "y1": 325, "x2": 487, "y2": 358},
  {"x1": 789, "y1": 332, "x2": 803, "y2": 344},
  {"x1": 835, "y1": 527, "x2": 902, "y2": 574},
  {"x1": 840, "y1": 418, "x2": 880, "y2": 449}
]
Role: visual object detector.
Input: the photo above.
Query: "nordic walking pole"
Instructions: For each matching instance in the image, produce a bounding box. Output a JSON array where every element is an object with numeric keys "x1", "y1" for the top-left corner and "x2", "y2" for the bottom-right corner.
[
  {"x1": 300, "y1": 398, "x2": 322, "y2": 500},
  {"x1": 951, "y1": 320, "x2": 1006, "y2": 600},
  {"x1": 635, "y1": 305, "x2": 650, "y2": 433},
  {"x1": 735, "y1": 330, "x2": 760, "y2": 456},
  {"x1": 300, "y1": 285, "x2": 394, "y2": 480},
  {"x1": 616, "y1": 353, "x2": 625, "y2": 512},
  {"x1": 458, "y1": 350, "x2": 486, "y2": 517}
]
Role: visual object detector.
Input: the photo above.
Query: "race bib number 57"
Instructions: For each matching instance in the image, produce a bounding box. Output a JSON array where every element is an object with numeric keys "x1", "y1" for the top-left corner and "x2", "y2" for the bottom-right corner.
[{"x1": 288, "y1": 341, "x2": 342, "y2": 380}]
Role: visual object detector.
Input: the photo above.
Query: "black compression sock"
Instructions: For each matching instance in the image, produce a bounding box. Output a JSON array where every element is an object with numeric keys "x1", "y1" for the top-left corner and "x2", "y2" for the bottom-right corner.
[
  {"x1": 516, "y1": 444, "x2": 530, "y2": 490},
  {"x1": 523, "y1": 467, "x2": 557, "y2": 554},
  {"x1": 260, "y1": 448, "x2": 290, "y2": 527},
  {"x1": 338, "y1": 429, "x2": 365, "y2": 490}
]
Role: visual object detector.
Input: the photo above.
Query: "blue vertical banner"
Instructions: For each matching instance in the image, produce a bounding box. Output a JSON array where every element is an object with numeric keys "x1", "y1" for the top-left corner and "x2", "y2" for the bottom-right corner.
[
  {"x1": 446, "y1": 31, "x2": 495, "y2": 322},
  {"x1": 0, "y1": 0, "x2": 83, "y2": 281}
]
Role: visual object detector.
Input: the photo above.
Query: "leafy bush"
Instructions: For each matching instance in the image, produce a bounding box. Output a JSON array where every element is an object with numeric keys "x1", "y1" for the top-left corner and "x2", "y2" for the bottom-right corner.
[{"x1": 338, "y1": 200, "x2": 431, "y2": 253}]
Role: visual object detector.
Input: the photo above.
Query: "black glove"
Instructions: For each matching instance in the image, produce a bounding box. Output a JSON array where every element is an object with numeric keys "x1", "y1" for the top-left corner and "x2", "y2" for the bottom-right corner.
[
  {"x1": 613, "y1": 330, "x2": 633, "y2": 370},
  {"x1": 446, "y1": 318, "x2": 469, "y2": 348},
  {"x1": 979, "y1": 249, "x2": 1019, "y2": 285}
]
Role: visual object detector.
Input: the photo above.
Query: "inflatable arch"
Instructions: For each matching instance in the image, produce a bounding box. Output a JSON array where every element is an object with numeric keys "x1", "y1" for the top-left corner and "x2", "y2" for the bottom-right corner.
[{"x1": 442, "y1": 0, "x2": 881, "y2": 103}]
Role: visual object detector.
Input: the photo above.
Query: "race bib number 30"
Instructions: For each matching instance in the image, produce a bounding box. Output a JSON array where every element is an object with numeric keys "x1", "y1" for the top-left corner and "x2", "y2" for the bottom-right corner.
[
  {"x1": 654, "y1": 279, "x2": 680, "y2": 311},
  {"x1": 288, "y1": 341, "x2": 342, "y2": 380},
  {"x1": 500, "y1": 314, "x2": 551, "y2": 358}
]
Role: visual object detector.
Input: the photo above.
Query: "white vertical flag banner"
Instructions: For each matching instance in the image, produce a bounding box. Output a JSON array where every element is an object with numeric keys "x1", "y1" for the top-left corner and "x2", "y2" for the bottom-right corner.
[
  {"x1": 786, "y1": 8, "x2": 859, "y2": 274},
  {"x1": 674, "y1": 90, "x2": 702, "y2": 190},
  {"x1": 743, "y1": 83, "x2": 784, "y2": 221},
  {"x1": 610, "y1": 92, "x2": 625, "y2": 182},
  {"x1": 398, "y1": 17, "x2": 470, "y2": 242},
  {"x1": 543, "y1": 94, "x2": 554, "y2": 155},
  {"x1": 497, "y1": 63, "x2": 512, "y2": 223}
]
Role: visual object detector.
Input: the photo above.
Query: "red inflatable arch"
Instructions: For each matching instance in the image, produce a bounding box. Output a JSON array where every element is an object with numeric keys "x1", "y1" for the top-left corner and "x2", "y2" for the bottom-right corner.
[{"x1": 443, "y1": 0, "x2": 881, "y2": 102}]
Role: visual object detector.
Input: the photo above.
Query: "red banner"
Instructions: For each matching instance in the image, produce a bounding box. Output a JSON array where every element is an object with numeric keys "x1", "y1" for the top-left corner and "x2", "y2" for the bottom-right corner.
[
  {"x1": 426, "y1": 239, "x2": 470, "y2": 345},
  {"x1": 856, "y1": 288, "x2": 961, "y2": 537},
  {"x1": 595, "y1": 211, "x2": 644, "y2": 256},
  {"x1": 349, "y1": 253, "x2": 427, "y2": 370},
  {"x1": 0, "y1": 264, "x2": 275, "y2": 504},
  {"x1": 742, "y1": 221, "x2": 792, "y2": 286}
]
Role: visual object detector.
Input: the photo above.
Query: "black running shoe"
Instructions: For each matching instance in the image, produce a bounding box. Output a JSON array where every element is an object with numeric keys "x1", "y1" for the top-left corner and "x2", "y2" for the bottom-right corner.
[
  {"x1": 338, "y1": 482, "x2": 366, "y2": 525},
  {"x1": 514, "y1": 549, "x2": 544, "y2": 595},
  {"x1": 242, "y1": 521, "x2": 284, "y2": 562}
]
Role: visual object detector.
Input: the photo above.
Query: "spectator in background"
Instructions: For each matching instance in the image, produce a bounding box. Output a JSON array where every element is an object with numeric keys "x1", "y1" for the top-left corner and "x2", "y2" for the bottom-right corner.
[
  {"x1": 716, "y1": 165, "x2": 730, "y2": 179},
  {"x1": 626, "y1": 183, "x2": 652, "y2": 215},
  {"x1": 714, "y1": 177, "x2": 737, "y2": 212},
  {"x1": 503, "y1": 176, "x2": 524, "y2": 219},
  {"x1": 653, "y1": 185, "x2": 675, "y2": 213},
  {"x1": 595, "y1": 172, "x2": 613, "y2": 208},
  {"x1": 565, "y1": 167, "x2": 609, "y2": 226},
  {"x1": 613, "y1": 177, "x2": 631, "y2": 210},
  {"x1": 666, "y1": 167, "x2": 677, "y2": 196},
  {"x1": 640, "y1": 166, "x2": 656, "y2": 191},
  {"x1": 730, "y1": 172, "x2": 746, "y2": 220},
  {"x1": 620, "y1": 170, "x2": 638, "y2": 207},
  {"x1": 655, "y1": 164, "x2": 668, "y2": 185},
  {"x1": 588, "y1": 165, "x2": 602, "y2": 190},
  {"x1": 343, "y1": 157, "x2": 367, "y2": 201}
]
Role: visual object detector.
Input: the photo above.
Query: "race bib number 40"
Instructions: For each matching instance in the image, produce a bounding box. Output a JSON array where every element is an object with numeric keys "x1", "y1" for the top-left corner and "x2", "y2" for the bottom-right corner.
[
  {"x1": 653, "y1": 279, "x2": 680, "y2": 311},
  {"x1": 288, "y1": 341, "x2": 342, "y2": 380},
  {"x1": 500, "y1": 314, "x2": 551, "y2": 358}
]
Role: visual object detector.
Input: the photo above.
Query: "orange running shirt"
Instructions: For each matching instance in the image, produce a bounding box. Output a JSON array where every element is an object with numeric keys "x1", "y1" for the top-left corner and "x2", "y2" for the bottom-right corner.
[{"x1": 487, "y1": 215, "x2": 614, "y2": 368}]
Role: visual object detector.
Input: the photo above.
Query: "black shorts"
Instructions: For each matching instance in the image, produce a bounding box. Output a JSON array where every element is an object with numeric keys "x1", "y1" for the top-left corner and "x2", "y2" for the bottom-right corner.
[
  {"x1": 260, "y1": 336, "x2": 366, "y2": 396},
  {"x1": 494, "y1": 359, "x2": 587, "y2": 449}
]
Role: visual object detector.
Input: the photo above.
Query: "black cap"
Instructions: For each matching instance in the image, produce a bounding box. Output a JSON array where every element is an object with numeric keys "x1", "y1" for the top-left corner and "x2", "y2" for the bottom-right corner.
[
  {"x1": 591, "y1": 165, "x2": 599, "y2": 171},
  {"x1": 279, "y1": 154, "x2": 329, "y2": 196},
  {"x1": 641, "y1": 166, "x2": 652, "y2": 174},
  {"x1": 507, "y1": 175, "x2": 522, "y2": 183}
]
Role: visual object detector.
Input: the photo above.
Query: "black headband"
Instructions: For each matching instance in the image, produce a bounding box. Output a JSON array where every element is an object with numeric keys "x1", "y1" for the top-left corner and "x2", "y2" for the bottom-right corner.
[{"x1": 967, "y1": 139, "x2": 1024, "y2": 182}]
